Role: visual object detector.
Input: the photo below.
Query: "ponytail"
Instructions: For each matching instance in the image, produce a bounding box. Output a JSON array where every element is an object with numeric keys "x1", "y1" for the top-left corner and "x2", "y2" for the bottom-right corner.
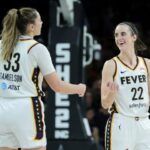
[{"x1": 1, "y1": 9, "x2": 19, "y2": 60}]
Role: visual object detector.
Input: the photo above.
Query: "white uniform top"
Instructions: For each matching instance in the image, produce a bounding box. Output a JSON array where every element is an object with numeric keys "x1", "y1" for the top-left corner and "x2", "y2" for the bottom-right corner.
[
  {"x1": 113, "y1": 56, "x2": 150, "y2": 117},
  {"x1": 0, "y1": 35, "x2": 55, "y2": 98}
]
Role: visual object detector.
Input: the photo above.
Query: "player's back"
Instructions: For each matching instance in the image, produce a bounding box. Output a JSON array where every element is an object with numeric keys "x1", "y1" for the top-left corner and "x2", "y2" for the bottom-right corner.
[{"x1": 0, "y1": 36, "x2": 44, "y2": 98}]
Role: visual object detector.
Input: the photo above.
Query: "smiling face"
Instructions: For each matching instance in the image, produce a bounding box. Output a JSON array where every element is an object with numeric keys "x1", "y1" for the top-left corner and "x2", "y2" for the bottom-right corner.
[{"x1": 114, "y1": 24, "x2": 137, "y2": 52}]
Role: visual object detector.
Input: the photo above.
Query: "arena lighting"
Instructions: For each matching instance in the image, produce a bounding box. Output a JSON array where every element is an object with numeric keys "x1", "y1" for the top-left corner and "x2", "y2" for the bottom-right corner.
[{"x1": 59, "y1": 0, "x2": 80, "y2": 26}]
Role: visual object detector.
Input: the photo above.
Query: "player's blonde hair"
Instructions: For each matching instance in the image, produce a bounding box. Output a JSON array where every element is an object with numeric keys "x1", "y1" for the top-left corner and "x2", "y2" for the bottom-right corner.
[{"x1": 1, "y1": 7, "x2": 37, "y2": 60}]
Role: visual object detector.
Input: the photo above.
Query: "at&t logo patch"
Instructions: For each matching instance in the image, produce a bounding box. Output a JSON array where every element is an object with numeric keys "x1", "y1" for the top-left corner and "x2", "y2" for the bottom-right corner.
[{"x1": 0, "y1": 82, "x2": 7, "y2": 90}]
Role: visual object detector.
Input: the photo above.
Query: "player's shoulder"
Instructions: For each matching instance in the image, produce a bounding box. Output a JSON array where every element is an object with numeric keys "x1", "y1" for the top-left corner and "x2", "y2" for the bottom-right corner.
[
  {"x1": 139, "y1": 56, "x2": 150, "y2": 65},
  {"x1": 143, "y1": 57, "x2": 150, "y2": 63},
  {"x1": 28, "y1": 40, "x2": 48, "y2": 52},
  {"x1": 102, "y1": 57, "x2": 117, "y2": 77},
  {"x1": 103, "y1": 57, "x2": 116, "y2": 69},
  {"x1": 32, "y1": 41, "x2": 47, "y2": 49},
  {"x1": 27, "y1": 41, "x2": 50, "y2": 56}
]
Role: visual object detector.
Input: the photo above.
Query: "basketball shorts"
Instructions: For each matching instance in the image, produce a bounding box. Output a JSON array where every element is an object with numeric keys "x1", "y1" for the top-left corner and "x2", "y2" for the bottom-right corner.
[
  {"x1": 0, "y1": 97, "x2": 46, "y2": 149},
  {"x1": 105, "y1": 113, "x2": 150, "y2": 150}
]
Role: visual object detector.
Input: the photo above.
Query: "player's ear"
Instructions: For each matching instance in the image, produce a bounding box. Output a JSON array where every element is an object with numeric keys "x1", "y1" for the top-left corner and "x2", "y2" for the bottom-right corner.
[
  {"x1": 26, "y1": 23, "x2": 34, "y2": 33},
  {"x1": 133, "y1": 34, "x2": 137, "y2": 42}
]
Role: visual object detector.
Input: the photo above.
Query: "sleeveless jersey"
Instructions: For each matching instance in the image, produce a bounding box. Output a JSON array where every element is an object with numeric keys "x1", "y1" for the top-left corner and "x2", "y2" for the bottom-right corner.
[
  {"x1": 113, "y1": 56, "x2": 149, "y2": 117},
  {"x1": 0, "y1": 36, "x2": 55, "y2": 98}
]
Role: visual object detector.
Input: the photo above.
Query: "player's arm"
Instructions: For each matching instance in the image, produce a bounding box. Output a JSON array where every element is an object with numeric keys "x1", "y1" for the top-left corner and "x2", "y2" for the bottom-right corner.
[
  {"x1": 44, "y1": 72, "x2": 86, "y2": 96},
  {"x1": 29, "y1": 43, "x2": 86, "y2": 97},
  {"x1": 101, "y1": 59, "x2": 119, "y2": 109}
]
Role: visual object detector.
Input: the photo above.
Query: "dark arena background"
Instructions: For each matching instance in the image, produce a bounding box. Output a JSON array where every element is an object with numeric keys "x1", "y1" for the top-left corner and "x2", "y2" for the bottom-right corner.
[{"x1": 0, "y1": 0, "x2": 150, "y2": 150}]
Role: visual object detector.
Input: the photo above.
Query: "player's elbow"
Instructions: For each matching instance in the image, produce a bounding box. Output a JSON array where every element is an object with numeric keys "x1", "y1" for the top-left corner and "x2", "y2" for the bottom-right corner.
[
  {"x1": 52, "y1": 86, "x2": 61, "y2": 93},
  {"x1": 51, "y1": 82, "x2": 62, "y2": 93},
  {"x1": 101, "y1": 99, "x2": 110, "y2": 109}
]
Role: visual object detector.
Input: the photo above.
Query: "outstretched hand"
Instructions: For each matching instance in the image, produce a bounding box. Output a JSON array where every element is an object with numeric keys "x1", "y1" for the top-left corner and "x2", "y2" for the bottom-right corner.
[{"x1": 77, "y1": 83, "x2": 86, "y2": 97}]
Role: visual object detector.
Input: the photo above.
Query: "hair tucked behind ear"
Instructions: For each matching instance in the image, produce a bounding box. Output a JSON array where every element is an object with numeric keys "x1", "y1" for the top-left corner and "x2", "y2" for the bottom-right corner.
[{"x1": 1, "y1": 9, "x2": 19, "y2": 60}]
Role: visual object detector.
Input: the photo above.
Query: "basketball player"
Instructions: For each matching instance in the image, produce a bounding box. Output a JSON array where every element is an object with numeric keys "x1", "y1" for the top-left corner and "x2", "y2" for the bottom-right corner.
[
  {"x1": 101, "y1": 22, "x2": 150, "y2": 150},
  {"x1": 0, "y1": 7, "x2": 86, "y2": 150}
]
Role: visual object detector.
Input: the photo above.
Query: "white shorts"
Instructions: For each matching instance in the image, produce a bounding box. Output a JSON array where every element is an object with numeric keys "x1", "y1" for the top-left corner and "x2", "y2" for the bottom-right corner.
[
  {"x1": 105, "y1": 113, "x2": 150, "y2": 150},
  {"x1": 0, "y1": 97, "x2": 46, "y2": 149}
]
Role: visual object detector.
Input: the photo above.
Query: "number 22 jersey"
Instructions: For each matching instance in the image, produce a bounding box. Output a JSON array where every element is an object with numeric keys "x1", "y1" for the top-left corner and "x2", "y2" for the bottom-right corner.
[{"x1": 112, "y1": 56, "x2": 150, "y2": 117}]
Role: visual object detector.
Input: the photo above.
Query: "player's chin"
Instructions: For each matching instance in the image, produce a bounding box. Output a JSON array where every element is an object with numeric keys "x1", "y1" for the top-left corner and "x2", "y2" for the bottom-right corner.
[
  {"x1": 36, "y1": 32, "x2": 41, "y2": 36},
  {"x1": 118, "y1": 45, "x2": 127, "y2": 51}
]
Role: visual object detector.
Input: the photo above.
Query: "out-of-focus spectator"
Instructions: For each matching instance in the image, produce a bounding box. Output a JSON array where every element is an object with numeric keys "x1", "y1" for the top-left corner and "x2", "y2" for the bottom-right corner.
[{"x1": 86, "y1": 107, "x2": 104, "y2": 150}]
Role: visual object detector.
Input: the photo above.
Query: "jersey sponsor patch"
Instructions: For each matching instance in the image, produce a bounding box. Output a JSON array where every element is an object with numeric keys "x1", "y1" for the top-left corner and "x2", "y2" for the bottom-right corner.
[{"x1": 0, "y1": 82, "x2": 7, "y2": 90}]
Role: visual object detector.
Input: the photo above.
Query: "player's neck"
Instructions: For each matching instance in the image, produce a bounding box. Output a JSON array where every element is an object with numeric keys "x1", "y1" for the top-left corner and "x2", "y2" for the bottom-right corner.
[{"x1": 118, "y1": 53, "x2": 137, "y2": 67}]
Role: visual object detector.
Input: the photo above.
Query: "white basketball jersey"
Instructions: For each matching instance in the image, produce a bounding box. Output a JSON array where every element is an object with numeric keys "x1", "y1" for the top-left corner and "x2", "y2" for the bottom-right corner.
[
  {"x1": 113, "y1": 56, "x2": 150, "y2": 117},
  {"x1": 0, "y1": 36, "x2": 55, "y2": 98}
]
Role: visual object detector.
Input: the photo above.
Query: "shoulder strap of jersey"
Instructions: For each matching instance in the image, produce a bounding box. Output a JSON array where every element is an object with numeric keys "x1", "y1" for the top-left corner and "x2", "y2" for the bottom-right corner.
[
  {"x1": 141, "y1": 57, "x2": 149, "y2": 76},
  {"x1": 112, "y1": 57, "x2": 117, "y2": 80},
  {"x1": 27, "y1": 42, "x2": 39, "y2": 54}
]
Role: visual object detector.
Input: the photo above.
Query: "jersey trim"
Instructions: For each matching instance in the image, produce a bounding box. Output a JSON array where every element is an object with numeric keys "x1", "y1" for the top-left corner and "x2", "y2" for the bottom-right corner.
[
  {"x1": 117, "y1": 56, "x2": 139, "y2": 70},
  {"x1": 30, "y1": 97, "x2": 45, "y2": 140},
  {"x1": 27, "y1": 42, "x2": 39, "y2": 54},
  {"x1": 110, "y1": 103, "x2": 118, "y2": 113},
  {"x1": 142, "y1": 57, "x2": 149, "y2": 75},
  {"x1": 32, "y1": 67, "x2": 45, "y2": 97},
  {"x1": 112, "y1": 58, "x2": 117, "y2": 80},
  {"x1": 105, "y1": 112, "x2": 115, "y2": 150},
  {"x1": 19, "y1": 39, "x2": 33, "y2": 41}
]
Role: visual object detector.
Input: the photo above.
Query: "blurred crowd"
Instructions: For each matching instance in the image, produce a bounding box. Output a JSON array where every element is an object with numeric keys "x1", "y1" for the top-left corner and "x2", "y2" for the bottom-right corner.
[{"x1": 83, "y1": 58, "x2": 108, "y2": 150}]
